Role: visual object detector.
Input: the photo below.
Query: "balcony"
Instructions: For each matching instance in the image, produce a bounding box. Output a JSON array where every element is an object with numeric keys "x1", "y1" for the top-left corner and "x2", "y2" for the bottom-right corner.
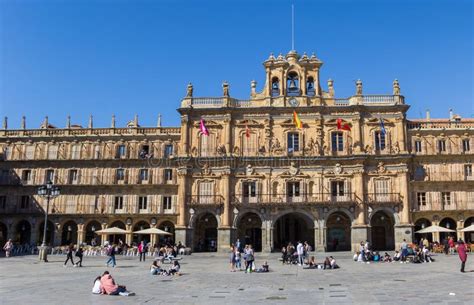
[
  {"x1": 45, "y1": 201, "x2": 171, "y2": 215},
  {"x1": 231, "y1": 193, "x2": 356, "y2": 207},
  {"x1": 414, "y1": 200, "x2": 474, "y2": 211},
  {"x1": 187, "y1": 195, "x2": 224, "y2": 207},
  {"x1": 407, "y1": 119, "x2": 474, "y2": 130},
  {"x1": 413, "y1": 171, "x2": 473, "y2": 182},
  {"x1": 366, "y1": 193, "x2": 402, "y2": 205},
  {"x1": 0, "y1": 204, "x2": 43, "y2": 214}
]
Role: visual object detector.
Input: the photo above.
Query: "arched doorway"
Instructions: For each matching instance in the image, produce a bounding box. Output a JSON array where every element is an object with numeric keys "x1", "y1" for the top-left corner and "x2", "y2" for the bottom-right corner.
[
  {"x1": 38, "y1": 221, "x2": 55, "y2": 246},
  {"x1": 439, "y1": 217, "x2": 457, "y2": 242},
  {"x1": 0, "y1": 222, "x2": 7, "y2": 246},
  {"x1": 61, "y1": 221, "x2": 78, "y2": 245},
  {"x1": 370, "y1": 211, "x2": 395, "y2": 250},
  {"x1": 85, "y1": 220, "x2": 101, "y2": 245},
  {"x1": 273, "y1": 212, "x2": 314, "y2": 250},
  {"x1": 464, "y1": 217, "x2": 474, "y2": 243},
  {"x1": 326, "y1": 212, "x2": 351, "y2": 251},
  {"x1": 109, "y1": 220, "x2": 126, "y2": 244},
  {"x1": 414, "y1": 218, "x2": 432, "y2": 244},
  {"x1": 193, "y1": 213, "x2": 218, "y2": 252},
  {"x1": 158, "y1": 221, "x2": 175, "y2": 245},
  {"x1": 237, "y1": 212, "x2": 262, "y2": 252},
  {"x1": 15, "y1": 220, "x2": 31, "y2": 244},
  {"x1": 132, "y1": 221, "x2": 150, "y2": 245}
]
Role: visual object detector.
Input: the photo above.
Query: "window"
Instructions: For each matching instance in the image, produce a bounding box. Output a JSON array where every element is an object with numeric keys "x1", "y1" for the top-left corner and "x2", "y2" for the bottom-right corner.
[
  {"x1": 0, "y1": 170, "x2": 9, "y2": 184},
  {"x1": 2, "y1": 146, "x2": 11, "y2": 160},
  {"x1": 68, "y1": 170, "x2": 78, "y2": 184},
  {"x1": 162, "y1": 196, "x2": 172, "y2": 210},
  {"x1": 0, "y1": 196, "x2": 6, "y2": 209},
  {"x1": 199, "y1": 181, "x2": 213, "y2": 204},
  {"x1": 462, "y1": 139, "x2": 470, "y2": 152},
  {"x1": 116, "y1": 169, "x2": 125, "y2": 181},
  {"x1": 306, "y1": 77, "x2": 315, "y2": 96},
  {"x1": 271, "y1": 77, "x2": 280, "y2": 96},
  {"x1": 48, "y1": 145, "x2": 58, "y2": 160},
  {"x1": 114, "y1": 196, "x2": 124, "y2": 210},
  {"x1": 71, "y1": 144, "x2": 81, "y2": 159},
  {"x1": 164, "y1": 144, "x2": 173, "y2": 158},
  {"x1": 374, "y1": 179, "x2": 389, "y2": 201},
  {"x1": 287, "y1": 133, "x2": 299, "y2": 153},
  {"x1": 331, "y1": 132, "x2": 344, "y2": 152},
  {"x1": 243, "y1": 133, "x2": 257, "y2": 155},
  {"x1": 22, "y1": 170, "x2": 32, "y2": 183},
  {"x1": 287, "y1": 72, "x2": 299, "y2": 96},
  {"x1": 417, "y1": 192, "x2": 426, "y2": 206},
  {"x1": 25, "y1": 145, "x2": 35, "y2": 160},
  {"x1": 243, "y1": 181, "x2": 256, "y2": 198},
  {"x1": 93, "y1": 145, "x2": 101, "y2": 159},
  {"x1": 139, "y1": 145, "x2": 150, "y2": 159},
  {"x1": 441, "y1": 192, "x2": 451, "y2": 206},
  {"x1": 331, "y1": 181, "x2": 345, "y2": 197},
  {"x1": 139, "y1": 169, "x2": 149, "y2": 181},
  {"x1": 414, "y1": 140, "x2": 422, "y2": 153},
  {"x1": 116, "y1": 145, "x2": 126, "y2": 158},
  {"x1": 374, "y1": 131, "x2": 386, "y2": 151},
  {"x1": 138, "y1": 196, "x2": 148, "y2": 210},
  {"x1": 438, "y1": 140, "x2": 446, "y2": 153},
  {"x1": 45, "y1": 169, "x2": 54, "y2": 183},
  {"x1": 20, "y1": 195, "x2": 30, "y2": 209},
  {"x1": 164, "y1": 169, "x2": 173, "y2": 181},
  {"x1": 287, "y1": 182, "x2": 300, "y2": 197},
  {"x1": 465, "y1": 165, "x2": 472, "y2": 178}
]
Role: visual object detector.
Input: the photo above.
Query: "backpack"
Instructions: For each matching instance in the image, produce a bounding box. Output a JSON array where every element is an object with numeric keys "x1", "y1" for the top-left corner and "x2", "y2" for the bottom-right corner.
[{"x1": 107, "y1": 247, "x2": 113, "y2": 256}]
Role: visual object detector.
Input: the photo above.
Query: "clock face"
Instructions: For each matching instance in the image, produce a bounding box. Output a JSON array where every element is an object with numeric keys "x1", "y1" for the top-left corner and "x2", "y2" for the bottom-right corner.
[{"x1": 289, "y1": 98, "x2": 299, "y2": 107}]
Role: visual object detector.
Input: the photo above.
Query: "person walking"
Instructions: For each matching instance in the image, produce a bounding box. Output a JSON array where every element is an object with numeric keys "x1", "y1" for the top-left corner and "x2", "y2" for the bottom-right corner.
[
  {"x1": 75, "y1": 246, "x2": 84, "y2": 267},
  {"x1": 296, "y1": 241, "x2": 304, "y2": 266},
  {"x1": 457, "y1": 239, "x2": 467, "y2": 273},
  {"x1": 235, "y1": 239, "x2": 241, "y2": 252},
  {"x1": 106, "y1": 244, "x2": 116, "y2": 268},
  {"x1": 229, "y1": 245, "x2": 236, "y2": 272},
  {"x1": 246, "y1": 244, "x2": 255, "y2": 273},
  {"x1": 3, "y1": 239, "x2": 13, "y2": 257},
  {"x1": 400, "y1": 239, "x2": 408, "y2": 262},
  {"x1": 138, "y1": 240, "x2": 146, "y2": 262},
  {"x1": 63, "y1": 244, "x2": 75, "y2": 267}
]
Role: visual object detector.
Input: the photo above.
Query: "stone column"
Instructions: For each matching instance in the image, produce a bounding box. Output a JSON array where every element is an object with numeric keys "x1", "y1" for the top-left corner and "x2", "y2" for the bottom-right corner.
[
  {"x1": 180, "y1": 115, "x2": 189, "y2": 156},
  {"x1": 218, "y1": 170, "x2": 232, "y2": 252},
  {"x1": 77, "y1": 224, "x2": 85, "y2": 245},
  {"x1": 396, "y1": 117, "x2": 407, "y2": 152},
  {"x1": 314, "y1": 219, "x2": 324, "y2": 252},
  {"x1": 352, "y1": 116, "x2": 362, "y2": 153},
  {"x1": 394, "y1": 170, "x2": 413, "y2": 247},
  {"x1": 100, "y1": 223, "x2": 108, "y2": 246},
  {"x1": 352, "y1": 172, "x2": 368, "y2": 251},
  {"x1": 125, "y1": 224, "x2": 132, "y2": 245},
  {"x1": 261, "y1": 220, "x2": 272, "y2": 253},
  {"x1": 224, "y1": 116, "x2": 232, "y2": 155},
  {"x1": 175, "y1": 167, "x2": 190, "y2": 247}
]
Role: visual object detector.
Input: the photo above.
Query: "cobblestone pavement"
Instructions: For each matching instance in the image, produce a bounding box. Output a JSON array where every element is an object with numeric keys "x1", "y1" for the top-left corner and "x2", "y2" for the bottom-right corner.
[{"x1": 0, "y1": 252, "x2": 473, "y2": 305}]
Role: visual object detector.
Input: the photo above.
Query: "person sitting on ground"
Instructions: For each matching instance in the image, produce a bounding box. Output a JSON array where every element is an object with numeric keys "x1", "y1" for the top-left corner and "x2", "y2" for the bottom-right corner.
[
  {"x1": 164, "y1": 260, "x2": 181, "y2": 276},
  {"x1": 100, "y1": 271, "x2": 134, "y2": 296},
  {"x1": 150, "y1": 260, "x2": 161, "y2": 275},
  {"x1": 373, "y1": 251, "x2": 380, "y2": 262},
  {"x1": 92, "y1": 276, "x2": 102, "y2": 294},
  {"x1": 422, "y1": 246, "x2": 433, "y2": 263},
  {"x1": 329, "y1": 256, "x2": 339, "y2": 269},
  {"x1": 393, "y1": 250, "x2": 401, "y2": 262},
  {"x1": 323, "y1": 257, "x2": 331, "y2": 270},
  {"x1": 256, "y1": 261, "x2": 269, "y2": 273},
  {"x1": 353, "y1": 252, "x2": 359, "y2": 261},
  {"x1": 383, "y1": 252, "x2": 392, "y2": 263},
  {"x1": 308, "y1": 256, "x2": 317, "y2": 268}
]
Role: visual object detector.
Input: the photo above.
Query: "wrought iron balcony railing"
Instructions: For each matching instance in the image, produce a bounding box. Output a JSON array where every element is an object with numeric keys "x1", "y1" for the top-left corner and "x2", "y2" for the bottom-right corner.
[
  {"x1": 186, "y1": 195, "x2": 224, "y2": 206},
  {"x1": 231, "y1": 193, "x2": 356, "y2": 206}
]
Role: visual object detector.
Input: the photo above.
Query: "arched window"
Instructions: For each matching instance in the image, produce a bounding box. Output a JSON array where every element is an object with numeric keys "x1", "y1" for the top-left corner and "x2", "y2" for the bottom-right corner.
[
  {"x1": 374, "y1": 131, "x2": 386, "y2": 151},
  {"x1": 271, "y1": 77, "x2": 280, "y2": 96},
  {"x1": 307, "y1": 77, "x2": 315, "y2": 96},
  {"x1": 287, "y1": 72, "x2": 299, "y2": 96}
]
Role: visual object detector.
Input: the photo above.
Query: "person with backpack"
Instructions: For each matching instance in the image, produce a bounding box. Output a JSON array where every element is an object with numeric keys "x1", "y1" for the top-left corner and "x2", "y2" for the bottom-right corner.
[
  {"x1": 63, "y1": 244, "x2": 75, "y2": 267},
  {"x1": 106, "y1": 244, "x2": 116, "y2": 268}
]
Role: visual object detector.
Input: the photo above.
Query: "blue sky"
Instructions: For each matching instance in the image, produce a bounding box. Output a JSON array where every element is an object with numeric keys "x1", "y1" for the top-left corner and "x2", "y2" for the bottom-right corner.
[{"x1": 0, "y1": 0, "x2": 472, "y2": 128}]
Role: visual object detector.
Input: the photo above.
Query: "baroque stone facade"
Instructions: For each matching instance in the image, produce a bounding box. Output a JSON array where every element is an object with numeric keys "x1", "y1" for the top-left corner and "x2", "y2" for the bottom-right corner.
[{"x1": 0, "y1": 50, "x2": 473, "y2": 252}]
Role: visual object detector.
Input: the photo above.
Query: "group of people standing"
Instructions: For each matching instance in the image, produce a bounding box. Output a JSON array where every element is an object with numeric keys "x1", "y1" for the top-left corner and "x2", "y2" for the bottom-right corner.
[
  {"x1": 63, "y1": 244, "x2": 84, "y2": 267},
  {"x1": 281, "y1": 241, "x2": 312, "y2": 265},
  {"x1": 229, "y1": 240, "x2": 257, "y2": 272}
]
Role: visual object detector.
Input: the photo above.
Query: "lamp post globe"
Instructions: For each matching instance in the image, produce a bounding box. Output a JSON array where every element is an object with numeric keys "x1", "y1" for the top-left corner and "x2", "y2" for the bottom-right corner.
[{"x1": 37, "y1": 181, "x2": 60, "y2": 262}]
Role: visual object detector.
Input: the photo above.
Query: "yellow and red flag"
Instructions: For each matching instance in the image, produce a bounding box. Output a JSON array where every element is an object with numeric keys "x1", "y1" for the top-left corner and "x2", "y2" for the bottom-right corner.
[{"x1": 293, "y1": 111, "x2": 303, "y2": 129}]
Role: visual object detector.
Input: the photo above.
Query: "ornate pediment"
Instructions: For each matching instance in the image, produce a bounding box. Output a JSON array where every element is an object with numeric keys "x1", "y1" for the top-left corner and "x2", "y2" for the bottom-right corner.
[
  {"x1": 236, "y1": 119, "x2": 262, "y2": 127},
  {"x1": 193, "y1": 120, "x2": 223, "y2": 128}
]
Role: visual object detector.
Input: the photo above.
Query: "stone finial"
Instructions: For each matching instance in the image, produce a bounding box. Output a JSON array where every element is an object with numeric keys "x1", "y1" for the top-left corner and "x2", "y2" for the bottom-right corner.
[
  {"x1": 43, "y1": 116, "x2": 49, "y2": 129},
  {"x1": 426, "y1": 109, "x2": 431, "y2": 121},
  {"x1": 222, "y1": 81, "x2": 229, "y2": 97},
  {"x1": 88, "y1": 114, "x2": 93, "y2": 128},
  {"x1": 21, "y1": 116, "x2": 26, "y2": 129},
  {"x1": 393, "y1": 79, "x2": 400, "y2": 95},
  {"x1": 250, "y1": 80, "x2": 257, "y2": 97},
  {"x1": 134, "y1": 114, "x2": 138, "y2": 127},
  {"x1": 356, "y1": 79, "x2": 363, "y2": 95},
  {"x1": 186, "y1": 83, "x2": 193, "y2": 97},
  {"x1": 2, "y1": 117, "x2": 7, "y2": 130},
  {"x1": 157, "y1": 114, "x2": 162, "y2": 127},
  {"x1": 66, "y1": 115, "x2": 71, "y2": 128},
  {"x1": 277, "y1": 53, "x2": 284, "y2": 61},
  {"x1": 449, "y1": 109, "x2": 454, "y2": 121},
  {"x1": 111, "y1": 114, "x2": 116, "y2": 128},
  {"x1": 268, "y1": 52, "x2": 275, "y2": 61},
  {"x1": 310, "y1": 52, "x2": 317, "y2": 59},
  {"x1": 328, "y1": 79, "x2": 335, "y2": 97}
]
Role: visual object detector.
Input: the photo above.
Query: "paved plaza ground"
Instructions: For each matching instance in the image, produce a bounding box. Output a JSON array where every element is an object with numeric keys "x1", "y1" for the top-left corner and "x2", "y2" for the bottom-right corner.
[{"x1": 0, "y1": 251, "x2": 473, "y2": 305}]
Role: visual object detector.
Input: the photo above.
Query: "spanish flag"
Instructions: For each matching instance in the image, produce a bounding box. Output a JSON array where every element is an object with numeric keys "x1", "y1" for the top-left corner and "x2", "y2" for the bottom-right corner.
[{"x1": 293, "y1": 111, "x2": 303, "y2": 129}]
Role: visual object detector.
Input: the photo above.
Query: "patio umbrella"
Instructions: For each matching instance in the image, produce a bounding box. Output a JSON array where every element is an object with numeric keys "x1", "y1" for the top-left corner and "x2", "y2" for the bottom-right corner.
[
  {"x1": 133, "y1": 227, "x2": 172, "y2": 235},
  {"x1": 460, "y1": 224, "x2": 474, "y2": 232},
  {"x1": 415, "y1": 225, "x2": 456, "y2": 234},
  {"x1": 95, "y1": 227, "x2": 128, "y2": 234}
]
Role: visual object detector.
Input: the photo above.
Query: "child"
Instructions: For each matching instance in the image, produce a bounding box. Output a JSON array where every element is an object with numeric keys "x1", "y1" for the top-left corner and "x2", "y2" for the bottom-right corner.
[
  {"x1": 150, "y1": 260, "x2": 161, "y2": 275},
  {"x1": 92, "y1": 276, "x2": 102, "y2": 294},
  {"x1": 235, "y1": 250, "x2": 242, "y2": 270}
]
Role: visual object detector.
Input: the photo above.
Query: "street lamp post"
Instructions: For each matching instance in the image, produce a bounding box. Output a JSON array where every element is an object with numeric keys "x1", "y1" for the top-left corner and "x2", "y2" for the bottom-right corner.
[{"x1": 37, "y1": 180, "x2": 60, "y2": 262}]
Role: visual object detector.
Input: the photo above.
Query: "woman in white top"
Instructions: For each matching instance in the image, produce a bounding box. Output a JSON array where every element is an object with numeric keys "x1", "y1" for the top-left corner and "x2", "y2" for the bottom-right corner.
[{"x1": 92, "y1": 276, "x2": 102, "y2": 294}]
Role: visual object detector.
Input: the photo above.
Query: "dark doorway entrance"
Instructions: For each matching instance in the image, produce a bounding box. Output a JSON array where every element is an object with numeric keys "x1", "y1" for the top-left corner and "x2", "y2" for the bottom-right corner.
[
  {"x1": 326, "y1": 212, "x2": 351, "y2": 251},
  {"x1": 194, "y1": 213, "x2": 218, "y2": 252},
  {"x1": 237, "y1": 212, "x2": 262, "y2": 251},
  {"x1": 370, "y1": 211, "x2": 395, "y2": 250},
  {"x1": 273, "y1": 212, "x2": 314, "y2": 250}
]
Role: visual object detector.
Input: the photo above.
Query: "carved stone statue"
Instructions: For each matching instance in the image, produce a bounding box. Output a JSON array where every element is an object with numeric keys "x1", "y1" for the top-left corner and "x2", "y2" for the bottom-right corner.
[
  {"x1": 328, "y1": 79, "x2": 335, "y2": 97},
  {"x1": 393, "y1": 79, "x2": 400, "y2": 95},
  {"x1": 392, "y1": 142, "x2": 400, "y2": 154},
  {"x1": 233, "y1": 146, "x2": 240, "y2": 155},
  {"x1": 222, "y1": 81, "x2": 229, "y2": 97},
  {"x1": 271, "y1": 138, "x2": 283, "y2": 155},
  {"x1": 216, "y1": 144, "x2": 226, "y2": 156},
  {"x1": 356, "y1": 79, "x2": 363, "y2": 95},
  {"x1": 304, "y1": 137, "x2": 316, "y2": 156},
  {"x1": 186, "y1": 83, "x2": 193, "y2": 97}
]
